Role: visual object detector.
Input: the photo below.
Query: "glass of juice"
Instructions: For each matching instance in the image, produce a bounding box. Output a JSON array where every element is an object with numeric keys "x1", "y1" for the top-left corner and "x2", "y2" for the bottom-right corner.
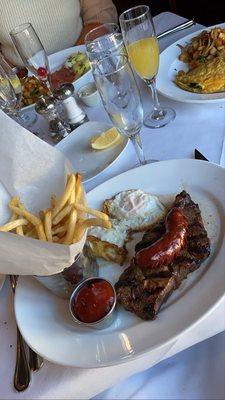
[{"x1": 120, "y1": 5, "x2": 176, "y2": 129}]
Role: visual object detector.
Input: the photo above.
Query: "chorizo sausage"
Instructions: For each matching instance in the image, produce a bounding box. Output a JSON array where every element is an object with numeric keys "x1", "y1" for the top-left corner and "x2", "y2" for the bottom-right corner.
[{"x1": 134, "y1": 207, "x2": 188, "y2": 271}]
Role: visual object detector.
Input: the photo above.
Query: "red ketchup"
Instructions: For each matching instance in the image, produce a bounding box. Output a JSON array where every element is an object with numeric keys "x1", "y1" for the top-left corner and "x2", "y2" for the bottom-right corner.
[{"x1": 72, "y1": 279, "x2": 115, "y2": 323}]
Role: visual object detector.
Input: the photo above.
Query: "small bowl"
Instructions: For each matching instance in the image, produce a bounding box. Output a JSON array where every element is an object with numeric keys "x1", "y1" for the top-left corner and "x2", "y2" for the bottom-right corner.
[
  {"x1": 77, "y1": 82, "x2": 101, "y2": 107},
  {"x1": 69, "y1": 277, "x2": 117, "y2": 329}
]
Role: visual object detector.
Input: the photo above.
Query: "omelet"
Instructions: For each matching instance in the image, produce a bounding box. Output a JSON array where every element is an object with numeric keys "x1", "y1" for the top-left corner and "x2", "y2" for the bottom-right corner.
[{"x1": 175, "y1": 55, "x2": 225, "y2": 93}]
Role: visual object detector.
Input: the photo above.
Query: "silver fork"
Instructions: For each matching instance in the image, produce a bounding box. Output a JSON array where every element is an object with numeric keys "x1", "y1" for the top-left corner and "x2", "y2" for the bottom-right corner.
[{"x1": 9, "y1": 275, "x2": 43, "y2": 392}]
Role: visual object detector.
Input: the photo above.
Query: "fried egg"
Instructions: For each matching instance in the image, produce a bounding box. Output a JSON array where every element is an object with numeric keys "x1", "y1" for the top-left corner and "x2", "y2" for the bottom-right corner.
[{"x1": 103, "y1": 189, "x2": 166, "y2": 232}]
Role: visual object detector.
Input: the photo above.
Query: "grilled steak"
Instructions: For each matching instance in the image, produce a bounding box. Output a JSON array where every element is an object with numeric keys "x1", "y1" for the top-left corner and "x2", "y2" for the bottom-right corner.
[{"x1": 115, "y1": 191, "x2": 210, "y2": 320}]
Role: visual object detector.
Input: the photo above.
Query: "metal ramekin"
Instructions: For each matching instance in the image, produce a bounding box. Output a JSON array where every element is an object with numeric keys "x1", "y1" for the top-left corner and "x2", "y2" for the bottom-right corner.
[{"x1": 69, "y1": 277, "x2": 117, "y2": 330}]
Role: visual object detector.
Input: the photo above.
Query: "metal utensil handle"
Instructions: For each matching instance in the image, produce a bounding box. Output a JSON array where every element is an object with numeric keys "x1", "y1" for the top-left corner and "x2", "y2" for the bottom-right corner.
[
  {"x1": 29, "y1": 348, "x2": 44, "y2": 372},
  {"x1": 157, "y1": 19, "x2": 195, "y2": 39},
  {"x1": 14, "y1": 328, "x2": 31, "y2": 392}
]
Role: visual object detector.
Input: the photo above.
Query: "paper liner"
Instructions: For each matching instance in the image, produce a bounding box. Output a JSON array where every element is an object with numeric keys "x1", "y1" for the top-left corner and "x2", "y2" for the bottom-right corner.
[{"x1": 0, "y1": 111, "x2": 86, "y2": 276}]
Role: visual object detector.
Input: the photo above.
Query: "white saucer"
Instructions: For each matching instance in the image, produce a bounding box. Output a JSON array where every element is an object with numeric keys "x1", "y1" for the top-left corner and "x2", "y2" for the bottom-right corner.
[{"x1": 56, "y1": 121, "x2": 128, "y2": 183}]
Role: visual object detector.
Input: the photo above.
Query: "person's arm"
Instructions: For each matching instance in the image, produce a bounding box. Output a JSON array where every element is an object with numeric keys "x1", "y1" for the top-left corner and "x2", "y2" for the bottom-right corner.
[{"x1": 76, "y1": 0, "x2": 118, "y2": 44}]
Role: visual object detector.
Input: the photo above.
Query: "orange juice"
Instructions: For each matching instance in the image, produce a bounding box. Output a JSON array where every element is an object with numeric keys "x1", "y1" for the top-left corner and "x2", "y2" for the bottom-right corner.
[{"x1": 128, "y1": 37, "x2": 159, "y2": 80}]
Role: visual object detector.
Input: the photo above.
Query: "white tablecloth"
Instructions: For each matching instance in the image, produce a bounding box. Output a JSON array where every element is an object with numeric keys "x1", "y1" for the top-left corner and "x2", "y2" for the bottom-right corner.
[{"x1": 0, "y1": 11, "x2": 225, "y2": 400}]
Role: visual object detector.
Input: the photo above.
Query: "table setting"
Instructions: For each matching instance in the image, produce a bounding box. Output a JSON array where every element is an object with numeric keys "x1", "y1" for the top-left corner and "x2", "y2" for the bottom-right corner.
[{"x1": 0, "y1": 9, "x2": 225, "y2": 400}]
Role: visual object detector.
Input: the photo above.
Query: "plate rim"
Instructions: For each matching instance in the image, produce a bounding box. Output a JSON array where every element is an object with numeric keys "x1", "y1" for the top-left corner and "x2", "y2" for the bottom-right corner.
[
  {"x1": 157, "y1": 22, "x2": 225, "y2": 104},
  {"x1": 14, "y1": 159, "x2": 225, "y2": 368},
  {"x1": 55, "y1": 120, "x2": 129, "y2": 183}
]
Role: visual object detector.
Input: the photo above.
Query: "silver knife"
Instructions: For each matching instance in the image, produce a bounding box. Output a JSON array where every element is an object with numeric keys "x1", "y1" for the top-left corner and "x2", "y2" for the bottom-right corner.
[
  {"x1": 157, "y1": 19, "x2": 195, "y2": 40},
  {"x1": 194, "y1": 149, "x2": 209, "y2": 161}
]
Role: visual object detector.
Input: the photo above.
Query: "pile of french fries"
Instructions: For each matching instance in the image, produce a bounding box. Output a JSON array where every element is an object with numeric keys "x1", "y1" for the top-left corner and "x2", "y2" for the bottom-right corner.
[{"x1": 0, "y1": 173, "x2": 111, "y2": 245}]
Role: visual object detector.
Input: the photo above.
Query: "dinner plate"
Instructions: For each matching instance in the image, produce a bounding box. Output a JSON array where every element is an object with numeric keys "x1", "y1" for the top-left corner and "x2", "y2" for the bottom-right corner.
[
  {"x1": 14, "y1": 159, "x2": 225, "y2": 368},
  {"x1": 56, "y1": 121, "x2": 128, "y2": 183},
  {"x1": 21, "y1": 44, "x2": 92, "y2": 111},
  {"x1": 157, "y1": 23, "x2": 225, "y2": 103}
]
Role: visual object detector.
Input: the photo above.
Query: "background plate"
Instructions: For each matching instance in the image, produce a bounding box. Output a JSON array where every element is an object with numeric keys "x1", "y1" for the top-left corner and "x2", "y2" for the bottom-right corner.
[
  {"x1": 157, "y1": 23, "x2": 225, "y2": 103},
  {"x1": 56, "y1": 121, "x2": 128, "y2": 183},
  {"x1": 21, "y1": 44, "x2": 92, "y2": 111},
  {"x1": 15, "y1": 160, "x2": 225, "y2": 368}
]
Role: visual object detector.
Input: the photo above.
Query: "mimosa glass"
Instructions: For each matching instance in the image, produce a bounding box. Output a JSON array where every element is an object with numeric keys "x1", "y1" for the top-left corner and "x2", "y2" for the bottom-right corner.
[{"x1": 120, "y1": 5, "x2": 176, "y2": 128}]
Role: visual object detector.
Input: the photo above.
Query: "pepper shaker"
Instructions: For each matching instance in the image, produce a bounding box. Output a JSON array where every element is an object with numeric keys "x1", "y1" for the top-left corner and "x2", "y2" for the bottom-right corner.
[
  {"x1": 53, "y1": 83, "x2": 87, "y2": 130},
  {"x1": 35, "y1": 95, "x2": 71, "y2": 142}
]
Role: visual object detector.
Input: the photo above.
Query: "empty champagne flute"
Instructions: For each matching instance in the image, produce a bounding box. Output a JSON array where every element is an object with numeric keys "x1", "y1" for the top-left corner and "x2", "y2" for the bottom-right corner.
[
  {"x1": 0, "y1": 55, "x2": 37, "y2": 126},
  {"x1": 0, "y1": 64, "x2": 26, "y2": 125},
  {"x1": 10, "y1": 23, "x2": 71, "y2": 137},
  {"x1": 85, "y1": 22, "x2": 126, "y2": 67},
  {"x1": 119, "y1": 5, "x2": 176, "y2": 128},
  {"x1": 10, "y1": 23, "x2": 51, "y2": 91},
  {"x1": 93, "y1": 53, "x2": 148, "y2": 166}
]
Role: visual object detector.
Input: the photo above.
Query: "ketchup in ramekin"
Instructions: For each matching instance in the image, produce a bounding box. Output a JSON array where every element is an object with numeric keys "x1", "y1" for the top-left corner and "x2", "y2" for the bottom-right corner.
[{"x1": 69, "y1": 277, "x2": 116, "y2": 329}]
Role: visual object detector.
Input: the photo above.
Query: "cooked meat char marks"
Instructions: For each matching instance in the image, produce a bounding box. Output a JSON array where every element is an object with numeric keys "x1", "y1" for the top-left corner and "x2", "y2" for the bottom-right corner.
[{"x1": 115, "y1": 191, "x2": 210, "y2": 320}]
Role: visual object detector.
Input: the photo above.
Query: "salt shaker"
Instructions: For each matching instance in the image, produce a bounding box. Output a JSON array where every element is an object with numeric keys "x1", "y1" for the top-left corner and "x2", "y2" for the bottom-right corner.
[
  {"x1": 53, "y1": 83, "x2": 87, "y2": 130},
  {"x1": 35, "y1": 95, "x2": 71, "y2": 142}
]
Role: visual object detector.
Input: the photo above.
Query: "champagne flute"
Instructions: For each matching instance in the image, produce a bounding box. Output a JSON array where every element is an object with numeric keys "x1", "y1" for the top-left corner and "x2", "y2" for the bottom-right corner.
[
  {"x1": 0, "y1": 55, "x2": 37, "y2": 127},
  {"x1": 10, "y1": 23, "x2": 71, "y2": 136},
  {"x1": 93, "y1": 53, "x2": 147, "y2": 166},
  {"x1": 119, "y1": 5, "x2": 176, "y2": 128},
  {"x1": 85, "y1": 23, "x2": 126, "y2": 67},
  {"x1": 10, "y1": 23, "x2": 51, "y2": 91},
  {"x1": 0, "y1": 64, "x2": 26, "y2": 125}
]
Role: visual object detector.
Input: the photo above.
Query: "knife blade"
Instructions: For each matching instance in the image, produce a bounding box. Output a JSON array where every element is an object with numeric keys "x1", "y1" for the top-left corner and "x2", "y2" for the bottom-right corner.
[
  {"x1": 194, "y1": 149, "x2": 209, "y2": 161},
  {"x1": 157, "y1": 18, "x2": 195, "y2": 40}
]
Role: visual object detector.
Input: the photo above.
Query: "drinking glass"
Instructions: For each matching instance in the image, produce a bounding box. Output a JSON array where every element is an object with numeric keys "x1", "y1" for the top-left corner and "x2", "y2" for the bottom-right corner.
[
  {"x1": 85, "y1": 23, "x2": 126, "y2": 67},
  {"x1": 0, "y1": 55, "x2": 37, "y2": 126},
  {"x1": 10, "y1": 23, "x2": 52, "y2": 91},
  {"x1": 10, "y1": 23, "x2": 71, "y2": 136},
  {"x1": 0, "y1": 64, "x2": 26, "y2": 124},
  {"x1": 119, "y1": 5, "x2": 176, "y2": 128},
  {"x1": 93, "y1": 53, "x2": 147, "y2": 166}
]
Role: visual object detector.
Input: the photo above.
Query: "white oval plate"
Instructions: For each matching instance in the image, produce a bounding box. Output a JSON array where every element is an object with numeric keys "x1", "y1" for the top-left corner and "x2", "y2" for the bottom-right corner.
[
  {"x1": 56, "y1": 121, "x2": 128, "y2": 183},
  {"x1": 21, "y1": 44, "x2": 92, "y2": 111},
  {"x1": 14, "y1": 159, "x2": 225, "y2": 368},
  {"x1": 157, "y1": 23, "x2": 225, "y2": 103}
]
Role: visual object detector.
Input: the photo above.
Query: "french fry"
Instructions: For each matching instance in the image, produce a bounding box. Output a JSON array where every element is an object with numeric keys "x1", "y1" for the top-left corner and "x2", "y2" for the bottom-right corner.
[
  {"x1": 44, "y1": 210, "x2": 52, "y2": 242},
  {"x1": 16, "y1": 226, "x2": 24, "y2": 236},
  {"x1": 51, "y1": 225, "x2": 67, "y2": 236},
  {"x1": 9, "y1": 205, "x2": 41, "y2": 226},
  {"x1": 75, "y1": 203, "x2": 109, "y2": 221},
  {"x1": 25, "y1": 226, "x2": 37, "y2": 238},
  {"x1": 51, "y1": 194, "x2": 57, "y2": 209},
  {"x1": 52, "y1": 174, "x2": 75, "y2": 218},
  {"x1": 63, "y1": 209, "x2": 77, "y2": 244},
  {"x1": 79, "y1": 218, "x2": 112, "y2": 229},
  {"x1": 0, "y1": 218, "x2": 29, "y2": 232},
  {"x1": 73, "y1": 220, "x2": 86, "y2": 243},
  {"x1": 75, "y1": 173, "x2": 83, "y2": 204},
  {"x1": 69, "y1": 174, "x2": 76, "y2": 205},
  {"x1": 3, "y1": 172, "x2": 112, "y2": 246},
  {"x1": 9, "y1": 196, "x2": 20, "y2": 208},
  {"x1": 52, "y1": 204, "x2": 73, "y2": 225},
  {"x1": 36, "y1": 222, "x2": 47, "y2": 241}
]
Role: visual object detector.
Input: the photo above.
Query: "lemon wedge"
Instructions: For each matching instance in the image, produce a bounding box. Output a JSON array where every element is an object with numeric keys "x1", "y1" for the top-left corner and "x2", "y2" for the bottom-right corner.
[{"x1": 90, "y1": 127, "x2": 121, "y2": 150}]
